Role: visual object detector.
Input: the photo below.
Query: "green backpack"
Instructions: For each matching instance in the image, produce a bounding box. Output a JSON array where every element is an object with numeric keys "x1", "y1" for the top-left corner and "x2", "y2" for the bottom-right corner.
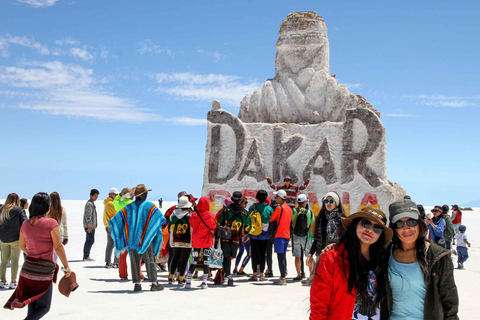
[{"x1": 249, "y1": 204, "x2": 263, "y2": 236}]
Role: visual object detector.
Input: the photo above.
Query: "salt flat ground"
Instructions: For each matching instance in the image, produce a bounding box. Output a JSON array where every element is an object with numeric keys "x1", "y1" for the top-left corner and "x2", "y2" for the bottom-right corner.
[{"x1": 0, "y1": 201, "x2": 477, "y2": 319}]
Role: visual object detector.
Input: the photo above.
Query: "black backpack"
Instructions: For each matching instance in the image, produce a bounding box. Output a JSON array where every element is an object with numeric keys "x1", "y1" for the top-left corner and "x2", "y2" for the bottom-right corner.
[{"x1": 293, "y1": 208, "x2": 310, "y2": 237}]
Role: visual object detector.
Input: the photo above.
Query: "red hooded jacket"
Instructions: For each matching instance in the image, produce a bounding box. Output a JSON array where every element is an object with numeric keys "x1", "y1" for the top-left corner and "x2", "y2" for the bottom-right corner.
[
  {"x1": 310, "y1": 243, "x2": 355, "y2": 320},
  {"x1": 190, "y1": 197, "x2": 216, "y2": 248}
]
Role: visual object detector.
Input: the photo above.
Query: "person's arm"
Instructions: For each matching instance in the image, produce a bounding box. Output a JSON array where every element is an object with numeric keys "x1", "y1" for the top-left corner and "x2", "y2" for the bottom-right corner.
[
  {"x1": 433, "y1": 219, "x2": 446, "y2": 238},
  {"x1": 270, "y1": 206, "x2": 280, "y2": 223},
  {"x1": 291, "y1": 209, "x2": 298, "y2": 228},
  {"x1": 19, "y1": 208, "x2": 28, "y2": 225},
  {"x1": 450, "y1": 210, "x2": 456, "y2": 221},
  {"x1": 299, "y1": 177, "x2": 311, "y2": 190},
  {"x1": 84, "y1": 202, "x2": 94, "y2": 231},
  {"x1": 309, "y1": 252, "x2": 334, "y2": 319},
  {"x1": 62, "y1": 209, "x2": 69, "y2": 245},
  {"x1": 19, "y1": 232, "x2": 27, "y2": 254},
  {"x1": 464, "y1": 235, "x2": 471, "y2": 247},
  {"x1": 51, "y1": 226, "x2": 72, "y2": 277},
  {"x1": 265, "y1": 175, "x2": 278, "y2": 190},
  {"x1": 436, "y1": 255, "x2": 459, "y2": 319}
]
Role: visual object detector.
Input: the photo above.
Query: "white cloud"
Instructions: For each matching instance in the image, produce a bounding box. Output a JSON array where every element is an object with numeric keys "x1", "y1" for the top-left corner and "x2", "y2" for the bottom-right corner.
[
  {"x1": 55, "y1": 37, "x2": 80, "y2": 46},
  {"x1": 406, "y1": 94, "x2": 479, "y2": 108},
  {"x1": 0, "y1": 34, "x2": 50, "y2": 56},
  {"x1": 137, "y1": 39, "x2": 173, "y2": 56},
  {"x1": 17, "y1": 0, "x2": 60, "y2": 7},
  {"x1": 0, "y1": 60, "x2": 205, "y2": 125},
  {"x1": 342, "y1": 83, "x2": 362, "y2": 89},
  {"x1": 69, "y1": 47, "x2": 94, "y2": 61},
  {"x1": 197, "y1": 48, "x2": 224, "y2": 62},
  {"x1": 383, "y1": 113, "x2": 413, "y2": 118},
  {"x1": 155, "y1": 72, "x2": 261, "y2": 106}
]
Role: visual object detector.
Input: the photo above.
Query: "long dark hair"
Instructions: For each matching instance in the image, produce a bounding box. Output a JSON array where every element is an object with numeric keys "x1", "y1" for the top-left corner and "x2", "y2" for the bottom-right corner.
[
  {"x1": 313, "y1": 191, "x2": 346, "y2": 241},
  {"x1": 47, "y1": 192, "x2": 63, "y2": 224},
  {"x1": 29, "y1": 192, "x2": 51, "y2": 218},
  {"x1": 389, "y1": 217, "x2": 429, "y2": 277},
  {"x1": 339, "y1": 218, "x2": 386, "y2": 307}
]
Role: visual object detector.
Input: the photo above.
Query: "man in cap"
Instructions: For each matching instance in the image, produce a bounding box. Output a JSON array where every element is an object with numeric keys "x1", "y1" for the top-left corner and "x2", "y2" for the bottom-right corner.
[
  {"x1": 291, "y1": 194, "x2": 314, "y2": 281},
  {"x1": 103, "y1": 187, "x2": 120, "y2": 268},
  {"x1": 109, "y1": 184, "x2": 166, "y2": 291},
  {"x1": 266, "y1": 175, "x2": 311, "y2": 208},
  {"x1": 83, "y1": 188, "x2": 99, "y2": 261}
]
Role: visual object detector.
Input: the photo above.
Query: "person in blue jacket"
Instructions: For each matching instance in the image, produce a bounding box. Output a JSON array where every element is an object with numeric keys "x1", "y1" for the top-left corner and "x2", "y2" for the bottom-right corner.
[{"x1": 427, "y1": 206, "x2": 446, "y2": 248}]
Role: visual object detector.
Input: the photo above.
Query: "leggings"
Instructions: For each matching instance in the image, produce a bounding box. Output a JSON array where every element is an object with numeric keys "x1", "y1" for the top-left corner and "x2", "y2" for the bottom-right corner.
[
  {"x1": 188, "y1": 248, "x2": 210, "y2": 275},
  {"x1": 0, "y1": 240, "x2": 21, "y2": 281},
  {"x1": 266, "y1": 239, "x2": 273, "y2": 271},
  {"x1": 250, "y1": 239, "x2": 268, "y2": 273},
  {"x1": 26, "y1": 283, "x2": 53, "y2": 320},
  {"x1": 235, "y1": 241, "x2": 251, "y2": 268},
  {"x1": 277, "y1": 252, "x2": 287, "y2": 278},
  {"x1": 170, "y1": 247, "x2": 192, "y2": 276}
]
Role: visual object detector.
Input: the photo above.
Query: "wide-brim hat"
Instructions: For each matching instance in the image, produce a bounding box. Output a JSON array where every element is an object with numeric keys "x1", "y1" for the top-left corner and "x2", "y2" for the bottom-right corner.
[
  {"x1": 177, "y1": 196, "x2": 193, "y2": 209},
  {"x1": 341, "y1": 206, "x2": 393, "y2": 244},
  {"x1": 58, "y1": 272, "x2": 79, "y2": 297},
  {"x1": 131, "y1": 184, "x2": 151, "y2": 197}
]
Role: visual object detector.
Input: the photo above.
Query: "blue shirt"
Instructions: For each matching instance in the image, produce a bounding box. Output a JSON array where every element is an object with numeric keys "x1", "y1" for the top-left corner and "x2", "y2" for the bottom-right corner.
[
  {"x1": 388, "y1": 254, "x2": 426, "y2": 320},
  {"x1": 428, "y1": 217, "x2": 445, "y2": 240}
]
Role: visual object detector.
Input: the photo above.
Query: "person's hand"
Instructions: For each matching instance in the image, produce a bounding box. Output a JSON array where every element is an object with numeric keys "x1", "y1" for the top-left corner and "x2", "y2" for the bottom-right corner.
[
  {"x1": 265, "y1": 175, "x2": 269, "y2": 180},
  {"x1": 307, "y1": 177, "x2": 311, "y2": 181},
  {"x1": 306, "y1": 255, "x2": 313, "y2": 268},
  {"x1": 87, "y1": 227, "x2": 93, "y2": 233},
  {"x1": 62, "y1": 238, "x2": 69, "y2": 245},
  {"x1": 321, "y1": 243, "x2": 336, "y2": 254},
  {"x1": 63, "y1": 266, "x2": 72, "y2": 278},
  {"x1": 468, "y1": 243, "x2": 471, "y2": 247}
]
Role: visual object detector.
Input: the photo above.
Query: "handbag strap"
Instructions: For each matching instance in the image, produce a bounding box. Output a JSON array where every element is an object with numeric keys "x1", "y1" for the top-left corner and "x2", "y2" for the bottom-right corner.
[{"x1": 197, "y1": 210, "x2": 214, "y2": 233}]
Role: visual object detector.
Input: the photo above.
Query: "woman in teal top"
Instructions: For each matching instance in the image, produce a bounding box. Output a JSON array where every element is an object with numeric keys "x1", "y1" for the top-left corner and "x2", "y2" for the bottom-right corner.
[{"x1": 385, "y1": 199, "x2": 459, "y2": 320}]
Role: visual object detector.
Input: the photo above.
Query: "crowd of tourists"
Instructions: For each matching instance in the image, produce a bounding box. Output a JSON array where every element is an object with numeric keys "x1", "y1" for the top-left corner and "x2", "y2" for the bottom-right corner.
[{"x1": 0, "y1": 174, "x2": 468, "y2": 319}]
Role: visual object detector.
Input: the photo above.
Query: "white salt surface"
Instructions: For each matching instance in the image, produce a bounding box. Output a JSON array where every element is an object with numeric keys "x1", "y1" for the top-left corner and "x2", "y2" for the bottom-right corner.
[{"x1": 0, "y1": 201, "x2": 477, "y2": 319}]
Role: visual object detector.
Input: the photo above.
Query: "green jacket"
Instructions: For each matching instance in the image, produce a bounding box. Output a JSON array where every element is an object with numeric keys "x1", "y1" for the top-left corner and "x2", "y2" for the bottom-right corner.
[
  {"x1": 291, "y1": 207, "x2": 314, "y2": 236},
  {"x1": 218, "y1": 204, "x2": 250, "y2": 244},
  {"x1": 386, "y1": 241, "x2": 459, "y2": 320},
  {"x1": 443, "y1": 215, "x2": 455, "y2": 242},
  {"x1": 248, "y1": 203, "x2": 273, "y2": 224},
  {"x1": 113, "y1": 194, "x2": 133, "y2": 212}
]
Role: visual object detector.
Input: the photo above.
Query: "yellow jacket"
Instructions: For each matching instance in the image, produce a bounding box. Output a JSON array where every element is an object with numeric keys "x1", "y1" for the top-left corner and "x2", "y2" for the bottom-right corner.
[{"x1": 103, "y1": 197, "x2": 117, "y2": 227}]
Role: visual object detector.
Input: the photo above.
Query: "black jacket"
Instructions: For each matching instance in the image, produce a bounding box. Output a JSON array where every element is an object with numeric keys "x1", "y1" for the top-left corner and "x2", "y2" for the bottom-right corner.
[{"x1": 0, "y1": 206, "x2": 28, "y2": 242}]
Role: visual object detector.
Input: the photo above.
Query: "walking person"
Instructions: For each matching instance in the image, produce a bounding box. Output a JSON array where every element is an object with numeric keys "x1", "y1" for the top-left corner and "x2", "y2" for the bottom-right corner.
[
  {"x1": 109, "y1": 184, "x2": 165, "y2": 291},
  {"x1": 112, "y1": 188, "x2": 134, "y2": 280},
  {"x1": 266, "y1": 175, "x2": 311, "y2": 208},
  {"x1": 4, "y1": 192, "x2": 72, "y2": 320},
  {"x1": 386, "y1": 199, "x2": 459, "y2": 319},
  {"x1": 291, "y1": 194, "x2": 314, "y2": 281},
  {"x1": 310, "y1": 206, "x2": 392, "y2": 319},
  {"x1": 218, "y1": 191, "x2": 250, "y2": 286},
  {"x1": 0, "y1": 193, "x2": 27, "y2": 289},
  {"x1": 303, "y1": 191, "x2": 346, "y2": 285},
  {"x1": 270, "y1": 190, "x2": 292, "y2": 286},
  {"x1": 168, "y1": 196, "x2": 192, "y2": 285},
  {"x1": 47, "y1": 192, "x2": 68, "y2": 263},
  {"x1": 83, "y1": 189, "x2": 99, "y2": 261},
  {"x1": 103, "y1": 187, "x2": 120, "y2": 268},
  {"x1": 455, "y1": 225, "x2": 470, "y2": 269},
  {"x1": 426, "y1": 206, "x2": 446, "y2": 248},
  {"x1": 185, "y1": 196, "x2": 216, "y2": 289}
]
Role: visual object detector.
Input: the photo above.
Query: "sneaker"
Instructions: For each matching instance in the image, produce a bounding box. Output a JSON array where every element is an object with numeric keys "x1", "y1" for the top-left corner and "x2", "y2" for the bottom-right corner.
[
  {"x1": 157, "y1": 264, "x2": 167, "y2": 272},
  {"x1": 150, "y1": 283, "x2": 164, "y2": 291},
  {"x1": 83, "y1": 257, "x2": 95, "y2": 262},
  {"x1": 178, "y1": 278, "x2": 186, "y2": 285},
  {"x1": 458, "y1": 262, "x2": 464, "y2": 269},
  {"x1": 184, "y1": 283, "x2": 191, "y2": 289},
  {"x1": 293, "y1": 275, "x2": 303, "y2": 281},
  {"x1": 273, "y1": 279, "x2": 287, "y2": 286},
  {"x1": 0, "y1": 281, "x2": 8, "y2": 289},
  {"x1": 233, "y1": 269, "x2": 238, "y2": 275},
  {"x1": 105, "y1": 263, "x2": 112, "y2": 269},
  {"x1": 120, "y1": 277, "x2": 128, "y2": 280},
  {"x1": 451, "y1": 249, "x2": 457, "y2": 256},
  {"x1": 227, "y1": 278, "x2": 234, "y2": 286},
  {"x1": 259, "y1": 275, "x2": 268, "y2": 281},
  {"x1": 264, "y1": 270, "x2": 273, "y2": 278},
  {"x1": 133, "y1": 284, "x2": 142, "y2": 291},
  {"x1": 237, "y1": 271, "x2": 248, "y2": 277},
  {"x1": 9, "y1": 282, "x2": 17, "y2": 289},
  {"x1": 301, "y1": 277, "x2": 313, "y2": 285},
  {"x1": 200, "y1": 283, "x2": 208, "y2": 289},
  {"x1": 168, "y1": 278, "x2": 173, "y2": 285},
  {"x1": 112, "y1": 263, "x2": 119, "y2": 269},
  {"x1": 301, "y1": 271, "x2": 306, "y2": 278}
]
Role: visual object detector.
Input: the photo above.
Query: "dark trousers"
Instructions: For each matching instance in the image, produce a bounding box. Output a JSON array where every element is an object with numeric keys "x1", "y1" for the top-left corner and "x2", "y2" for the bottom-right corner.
[
  {"x1": 277, "y1": 252, "x2": 287, "y2": 278},
  {"x1": 26, "y1": 283, "x2": 52, "y2": 320},
  {"x1": 169, "y1": 247, "x2": 191, "y2": 276},
  {"x1": 457, "y1": 246, "x2": 469, "y2": 264},
  {"x1": 266, "y1": 239, "x2": 273, "y2": 271},
  {"x1": 83, "y1": 228, "x2": 95, "y2": 259},
  {"x1": 105, "y1": 227, "x2": 118, "y2": 264},
  {"x1": 129, "y1": 242, "x2": 157, "y2": 283},
  {"x1": 250, "y1": 239, "x2": 268, "y2": 273},
  {"x1": 221, "y1": 242, "x2": 239, "y2": 276}
]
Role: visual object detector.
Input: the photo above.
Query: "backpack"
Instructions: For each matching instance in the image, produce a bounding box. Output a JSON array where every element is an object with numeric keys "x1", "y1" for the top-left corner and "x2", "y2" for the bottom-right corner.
[
  {"x1": 293, "y1": 208, "x2": 310, "y2": 237},
  {"x1": 249, "y1": 204, "x2": 263, "y2": 236}
]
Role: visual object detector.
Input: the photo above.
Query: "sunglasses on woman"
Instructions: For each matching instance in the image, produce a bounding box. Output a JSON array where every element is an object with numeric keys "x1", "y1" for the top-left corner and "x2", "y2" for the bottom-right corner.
[
  {"x1": 360, "y1": 219, "x2": 384, "y2": 235},
  {"x1": 393, "y1": 219, "x2": 418, "y2": 229},
  {"x1": 323, "y1": 199, "x2": 335, "y2": 204}
]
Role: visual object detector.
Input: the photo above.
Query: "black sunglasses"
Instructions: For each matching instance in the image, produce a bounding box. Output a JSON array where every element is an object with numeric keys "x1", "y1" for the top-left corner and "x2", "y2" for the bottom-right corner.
[
  {"x1": 360, "y1": 219, "x2": 384, "y2": 235},
  {"x1": 393, "y1": 219, "x2": 418, "y2": 229}
]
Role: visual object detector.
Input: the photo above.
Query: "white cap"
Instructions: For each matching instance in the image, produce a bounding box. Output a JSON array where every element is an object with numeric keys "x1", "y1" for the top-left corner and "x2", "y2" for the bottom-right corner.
[
  {"x1": 108, "y1": 188, "x2": 119, "y2": 194},
  {"x1": 297, "y1": 194, "x2": 308, "y2": 203},
  {"x1": 273, "y1": 190, "x2": 287, "y2": 200}
]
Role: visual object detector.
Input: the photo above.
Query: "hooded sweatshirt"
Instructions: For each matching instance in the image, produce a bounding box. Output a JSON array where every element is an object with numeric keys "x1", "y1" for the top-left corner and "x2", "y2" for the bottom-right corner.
[
  {"x1": 190, "y1": 197, "x2": 216, "y2": 248},
  {"x1": 103, "y1": 196, "x2": 117, "y2": 227},
  {"x1": 168, "y1": 209, "x2": 191, "y2": 246}
]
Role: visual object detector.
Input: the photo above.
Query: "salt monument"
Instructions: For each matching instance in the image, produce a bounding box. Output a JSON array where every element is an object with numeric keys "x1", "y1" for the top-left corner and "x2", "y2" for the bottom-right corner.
[{"x1": 202, "y1": 11, "x2": 405, "y2": 215}]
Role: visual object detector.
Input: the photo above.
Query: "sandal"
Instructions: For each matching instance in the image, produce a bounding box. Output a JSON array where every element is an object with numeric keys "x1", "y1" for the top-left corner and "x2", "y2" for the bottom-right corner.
[
  {"x1": 259, "y1": 276, "x2": 267, "y2": 281},
  {"x1": 248, "y1": 275, "x2": 258, "y2": 281}
]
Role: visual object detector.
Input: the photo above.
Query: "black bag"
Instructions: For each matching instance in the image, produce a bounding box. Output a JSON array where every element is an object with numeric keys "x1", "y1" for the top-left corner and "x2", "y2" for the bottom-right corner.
[
  {"x1": 268, "y1": 206, "x2": 283, "y2": 240},
  {"x1": 216, "y1": 226, "x2": 232, "y2": 239},
  {"x1": 293, "y1": 208, "x2": 309, "y2": 237}
]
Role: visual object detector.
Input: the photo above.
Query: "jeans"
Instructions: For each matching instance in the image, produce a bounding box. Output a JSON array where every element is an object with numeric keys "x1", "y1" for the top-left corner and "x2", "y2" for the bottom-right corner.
[
  {"x1": 26, "y1": 283, "x2": 53, "y2": 320},
  {"x1": 0, "y1": 240, "x2": 21, "y2": 281},
  {"x1": 129, "y1": 242, "x2": 156, "y2": 284},
  {"x1": 250, "y1": 239, "x2": 268, "y2": 273},
  {"x1": 457, "y1": 246, "x2": 469, "y2": 264},
  {"x1": 83, "y1": 228, "x2": 95, "y2": 259},
  {"x1": 105, "y1": 227, "x2": 118, "y2": 264}
]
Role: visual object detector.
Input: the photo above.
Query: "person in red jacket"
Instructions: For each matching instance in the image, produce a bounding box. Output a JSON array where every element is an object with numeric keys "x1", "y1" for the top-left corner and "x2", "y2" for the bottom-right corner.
[
  {"x1": 270, "y1": 190, "x2": 293, "y2": 285},
  {"x1": 310, "y1": 206, "x2": 392, "y2": 320},
  {"x1": 185, "y1": 197, "x2": 216, "y2": 290}
]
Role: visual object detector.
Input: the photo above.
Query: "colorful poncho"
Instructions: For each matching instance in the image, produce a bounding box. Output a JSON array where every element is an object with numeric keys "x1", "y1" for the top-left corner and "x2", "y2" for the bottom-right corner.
[{"x1": 109, "y1": 200, "x2": 166, "y2": 257}]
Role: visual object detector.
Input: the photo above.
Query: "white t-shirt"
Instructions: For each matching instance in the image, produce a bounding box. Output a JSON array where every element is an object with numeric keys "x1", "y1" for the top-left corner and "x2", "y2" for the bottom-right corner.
[
  {"x1": 352, "y1": 271, "x2": 380, "y2": 320},
  {"x1": 455, "y1": 233, "x2": 468, "y2": 247}
]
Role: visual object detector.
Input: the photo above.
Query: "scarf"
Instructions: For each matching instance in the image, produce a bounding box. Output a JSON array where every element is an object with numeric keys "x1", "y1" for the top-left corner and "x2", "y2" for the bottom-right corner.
[
  {"x1": 4, "y1": 257, "x2": 58, "y2": 310},
  {"x1": 109, "y1": 200, "x2": 166, "y2": 257},
  {"x1": 318, "y1": 207, "x2": 343, "y2": 250}
]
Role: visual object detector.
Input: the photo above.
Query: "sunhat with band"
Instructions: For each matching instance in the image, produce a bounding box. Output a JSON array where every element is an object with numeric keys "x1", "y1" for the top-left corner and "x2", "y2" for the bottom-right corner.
[
  {"x1": 177, "y1": 196, "x2": 193, "y2": 209},
  {"x1": 341, "y1": 206, "x2": 393, "y2": 243}
]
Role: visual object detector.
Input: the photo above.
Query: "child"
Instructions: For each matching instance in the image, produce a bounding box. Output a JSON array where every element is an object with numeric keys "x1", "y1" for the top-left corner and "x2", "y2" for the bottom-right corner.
[{"x1": 455, "y1": 225, "x2": 470, "y2": 269}]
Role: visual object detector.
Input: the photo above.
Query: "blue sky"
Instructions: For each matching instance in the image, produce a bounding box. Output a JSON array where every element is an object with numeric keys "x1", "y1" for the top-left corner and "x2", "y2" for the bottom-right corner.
[{"x1": 0, "y1": 0, "x2": 479, "y2": 206}]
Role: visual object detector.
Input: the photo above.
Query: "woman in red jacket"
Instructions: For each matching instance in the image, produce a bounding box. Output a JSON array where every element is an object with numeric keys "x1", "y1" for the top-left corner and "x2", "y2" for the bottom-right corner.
[
  {"x1": 310, "y1": 206, "x2": 392, "y2": 320},
  {"x1": 185, "y1": 197, "x2": 216, "y2": 289}
]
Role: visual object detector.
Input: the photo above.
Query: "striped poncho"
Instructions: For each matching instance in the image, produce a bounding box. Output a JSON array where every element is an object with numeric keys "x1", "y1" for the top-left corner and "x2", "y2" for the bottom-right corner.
[{"x1": 109, "y1": 200, "x2": 166, "y2": 257}]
